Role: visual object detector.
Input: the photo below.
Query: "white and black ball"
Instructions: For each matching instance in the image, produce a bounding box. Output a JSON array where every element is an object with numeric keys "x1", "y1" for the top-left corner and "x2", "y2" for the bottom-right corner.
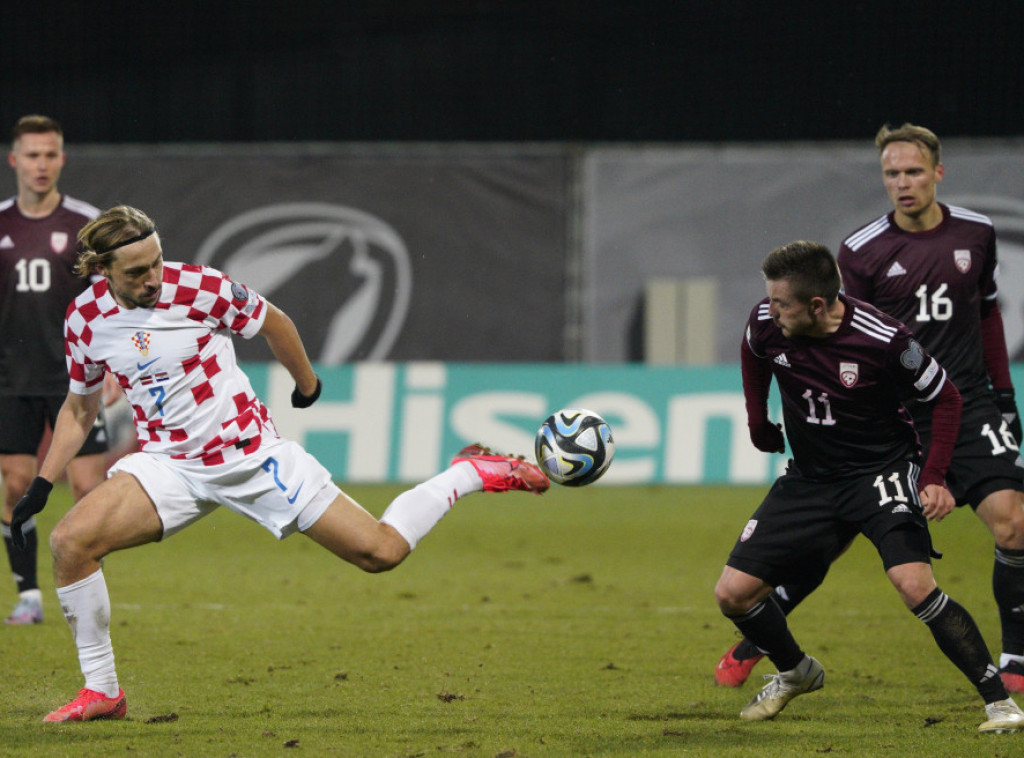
[{"x1": 535, "y1": 408, "x2": 615, "y2": 486}]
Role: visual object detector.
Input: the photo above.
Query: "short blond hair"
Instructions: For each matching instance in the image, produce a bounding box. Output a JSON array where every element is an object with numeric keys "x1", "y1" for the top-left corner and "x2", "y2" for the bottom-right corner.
[{"x1": 875, "y1": 123, "x2": 941, "y2": 166}]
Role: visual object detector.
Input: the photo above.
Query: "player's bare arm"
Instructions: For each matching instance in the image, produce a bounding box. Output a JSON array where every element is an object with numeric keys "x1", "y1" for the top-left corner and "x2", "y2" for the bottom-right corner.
[
  {"x1": 38, "y1": 391, "x2": 101, "y2": 484},
  {"x1": 258, "y1": 302, "x2": 319, "y2": 397},
  {"x1": 9, "y1": 390, "x2": 101, "y2": 549}
]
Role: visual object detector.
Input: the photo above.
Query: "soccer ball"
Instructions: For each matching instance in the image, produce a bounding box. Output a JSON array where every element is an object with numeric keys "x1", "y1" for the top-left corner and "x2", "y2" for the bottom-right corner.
[{"x1": 535, "y1": 408, "x2": 615, "y2": 486}]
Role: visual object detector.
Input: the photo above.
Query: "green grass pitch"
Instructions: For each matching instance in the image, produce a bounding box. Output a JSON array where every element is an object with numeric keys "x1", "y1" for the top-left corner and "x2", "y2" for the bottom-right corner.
[{"x1": 1, "y1": 482, "x2": 1015, "y2": 756}]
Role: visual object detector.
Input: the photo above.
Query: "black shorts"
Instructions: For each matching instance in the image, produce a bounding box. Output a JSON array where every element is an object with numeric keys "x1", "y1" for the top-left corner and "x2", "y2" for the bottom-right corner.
[
  {"x1": 916, "y1": 398, "x2": 1024, "y2": 508},
  {"x1": 727, "y1": 460, "x2": 931, "y2": 588},
  {"x1": 0, "y1": 395, "x2": 110, "y2": 457}
]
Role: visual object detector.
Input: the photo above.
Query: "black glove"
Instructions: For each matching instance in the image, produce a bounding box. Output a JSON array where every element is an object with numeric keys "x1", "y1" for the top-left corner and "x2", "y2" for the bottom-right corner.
[
  {"x1": 994, "y1": 388, "x2": 1022, "y2": 447},
  {"x1": 749, "y1": 418, "x2": 785, "y2": 454},
  {"x1": 11, "y1": 477, "x2": 53, "y2": 550},
  {"x1": 291, "y1": 376, "x2": 322, "y2": 408}
]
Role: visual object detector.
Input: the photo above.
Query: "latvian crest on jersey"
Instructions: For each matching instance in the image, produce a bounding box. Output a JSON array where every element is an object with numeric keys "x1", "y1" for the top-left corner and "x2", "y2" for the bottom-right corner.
[
  {"x1": 131, "y1": 331, "x2": 151, "y2": 356},
  {"x1": 954, "y1": 249, "x2": 971, "y2": 273},
  {"x1": 50, "y1": 232, "x2": 68, "y2": 253},
  {"x1": 840, "y1": 362, "x2": 859, "y2": 387}
]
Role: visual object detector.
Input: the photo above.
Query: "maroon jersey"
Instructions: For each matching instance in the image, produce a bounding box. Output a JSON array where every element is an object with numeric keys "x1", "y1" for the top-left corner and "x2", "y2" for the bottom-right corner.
[
  {"x1": 744, "y1": 294, "x2": 948, "y2": 480},
  {"x1": 0, "y1": 194, "x2": 99, "y2": 395},
  {"x1": 837, "y1": 203, "x2": 997, "y2": 408}
]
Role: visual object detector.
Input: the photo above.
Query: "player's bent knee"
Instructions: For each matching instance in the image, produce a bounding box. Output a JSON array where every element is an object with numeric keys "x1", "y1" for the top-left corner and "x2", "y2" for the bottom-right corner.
[
  {"x1": 330, "y1": 525, "x2": 410, "y2": 574},
  {"x1": 714, "y1": 580, "x2": 750, "y2": 616},
  {"x1": 355, "y1": 539, "x2": 407, "y2": 574},
  {"x1": 48, "y1": 520, "x2": 87, "y2": 566},
  {"x1": 979, "y1": 491, "x2": 1024, "y2": 548},
  {"x1": 993, "y1": 507, "x2": 1024, "y2": 548},
  {"x1": 2, "y1": 474, "x2": 34, "y2": 507}
]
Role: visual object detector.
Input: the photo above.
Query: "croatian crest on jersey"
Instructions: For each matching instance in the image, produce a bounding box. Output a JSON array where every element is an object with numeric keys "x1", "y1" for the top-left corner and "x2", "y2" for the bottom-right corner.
[
  {"x1": 131, "y1": 331, "x2": 151, "y2": 356},
  {"x1": 50, "y1": 232, "x2": 68, "y2": 253},
  {"x1": 740, "y1": 519, "x2": 758, "y2": 542},
  {"x1": 954, "y1": 249, "x2": 972, "y2": 273},
  {"x1": 840, "y1": 361, "x2": 859, "y2": 387}
]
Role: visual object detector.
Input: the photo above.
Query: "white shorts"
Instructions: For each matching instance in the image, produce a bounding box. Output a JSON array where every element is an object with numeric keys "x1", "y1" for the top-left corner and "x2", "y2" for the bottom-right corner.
[{"x1": 109, "y1": 437, "x2": 342, "y2": 540}]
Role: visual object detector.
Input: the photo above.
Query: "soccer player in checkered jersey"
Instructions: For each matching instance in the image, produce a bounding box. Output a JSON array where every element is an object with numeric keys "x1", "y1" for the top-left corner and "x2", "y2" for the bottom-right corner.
[
  {"x1": 9, "y1": 205, "x2": 549, "y2": 723},
  {"x1": 715, "y1": 240, "x2": 1023, "y2": 731},
  {"x1": 0, "y1": 115, "x2": 112, "y2": 626},
  {"x1": 714, "y1": 124, "x2": 1024, "y2": 696}
]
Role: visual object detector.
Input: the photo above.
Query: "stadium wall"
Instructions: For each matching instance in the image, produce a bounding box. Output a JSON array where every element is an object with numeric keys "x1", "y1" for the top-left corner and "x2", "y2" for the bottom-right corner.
[
  {"x1": 64, "y1": 140, "x2": 1024, "y2": 366},
  {"x1": 243, "y1": 362, "x2": 1024, "y2": 486}
]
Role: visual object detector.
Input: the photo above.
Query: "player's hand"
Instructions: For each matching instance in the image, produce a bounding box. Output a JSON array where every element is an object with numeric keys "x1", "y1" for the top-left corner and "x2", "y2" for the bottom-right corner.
[
  {"x1": 994, "y1": 389, "x2": 1022, "y2": 446},
  {"x1": 919, "y1": 483, "x2": 954, "y2": 522},
  {"x1": 291, "y1": 376, "x2": 322, "y2": 408},
  {"x1": 748, "y1": 418, "x2": 785, "y2": 454},
  {"x1": 10, "y1": 477, "x2": 54, "y2": 549}
]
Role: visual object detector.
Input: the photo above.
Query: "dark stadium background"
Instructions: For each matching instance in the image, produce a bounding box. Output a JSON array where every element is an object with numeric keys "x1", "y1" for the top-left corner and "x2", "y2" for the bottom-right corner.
[{"x1": 3, "y1": 2, "x2": 1022, "y2": 144}]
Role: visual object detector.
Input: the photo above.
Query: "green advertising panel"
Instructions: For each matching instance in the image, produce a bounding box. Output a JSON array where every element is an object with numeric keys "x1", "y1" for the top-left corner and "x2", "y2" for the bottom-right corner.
[{"x1": 243, "y1": 362, "x2": 1024, "y2": 485}]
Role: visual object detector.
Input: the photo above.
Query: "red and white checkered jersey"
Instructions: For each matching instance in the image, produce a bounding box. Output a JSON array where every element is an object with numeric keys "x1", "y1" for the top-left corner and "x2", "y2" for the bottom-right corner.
[{"x1": 64, "y1": 262, "x2": 274, "y2": 465}]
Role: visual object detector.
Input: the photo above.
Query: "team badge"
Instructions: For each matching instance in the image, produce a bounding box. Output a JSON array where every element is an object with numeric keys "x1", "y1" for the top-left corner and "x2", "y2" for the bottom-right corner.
[
  {"x1": 131, "y1": 331, "x2": 152, "y2": 356},
  {"x1": 51, "y1": 232, "x2": 68, "y2": 253},
  {"x1": 900, "y1": 340, "x2": 925, "y2": 370},
  {"x1": 954, "y1": 249, "x2": 972, "y2": 273},
  {"x1": 230, "y1": 280, "x2": 259, "y2": 316},
  {"x1": 740, "y1": 519, "x2": 758, "y2": 542},
  {"x1": 840, "y1": 361, "x2": 859, "y2": 387}
]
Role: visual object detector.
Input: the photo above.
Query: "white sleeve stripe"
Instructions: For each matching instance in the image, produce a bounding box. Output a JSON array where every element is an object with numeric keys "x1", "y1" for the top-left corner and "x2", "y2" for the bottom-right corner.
[
  {"x1": 947, "y1": 205, "x2": 993, "y2": 226},
  {"x1": 851, "y1": 307, "x2": 898, "y2": 335},
  {"x1": 844, "y1": 216, "x2": 889, "y2": 251},
  {"x1": 62, "y1": 196, "x2": 102, "y2": 218},
  {"x1": 850, "y1": 314, "x2": 897, "y2": 343},
  {"x1": 918, "y1": 366, "x2": 947, "y2": 401}
]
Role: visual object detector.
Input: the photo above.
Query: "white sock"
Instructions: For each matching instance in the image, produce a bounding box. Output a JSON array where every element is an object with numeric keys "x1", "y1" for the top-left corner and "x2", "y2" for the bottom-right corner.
[
  {"x1": 57, "y1": 568, "x2": 119, "y2": 698},
  {"x1": 380, "y1": 462, "x2": 481, "y2": 550}
]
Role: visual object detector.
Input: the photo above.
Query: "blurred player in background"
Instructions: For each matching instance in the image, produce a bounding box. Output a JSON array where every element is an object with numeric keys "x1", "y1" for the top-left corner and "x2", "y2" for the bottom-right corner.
[
  {"x1": 715, "y1": 240, "x2": 1023, "y2": 732},
  {"x1": 0, "y1": 115, "x2": 110, "y2": 626},
  {"x1": 716, "y1": 123, "x2": 1024, "y2": 694},
  {"x1": 8, "y1": 205, "x2": 549, "y2": 722}
]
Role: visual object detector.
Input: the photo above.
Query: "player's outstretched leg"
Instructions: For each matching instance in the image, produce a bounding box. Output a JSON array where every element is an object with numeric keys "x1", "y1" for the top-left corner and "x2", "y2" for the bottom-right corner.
[
  {"x1": 314, "y1": 443, "x2": 550, "y2": 569},
  {"x1": 451, "y1": 444, "x2": 550, "y2": 494}
]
